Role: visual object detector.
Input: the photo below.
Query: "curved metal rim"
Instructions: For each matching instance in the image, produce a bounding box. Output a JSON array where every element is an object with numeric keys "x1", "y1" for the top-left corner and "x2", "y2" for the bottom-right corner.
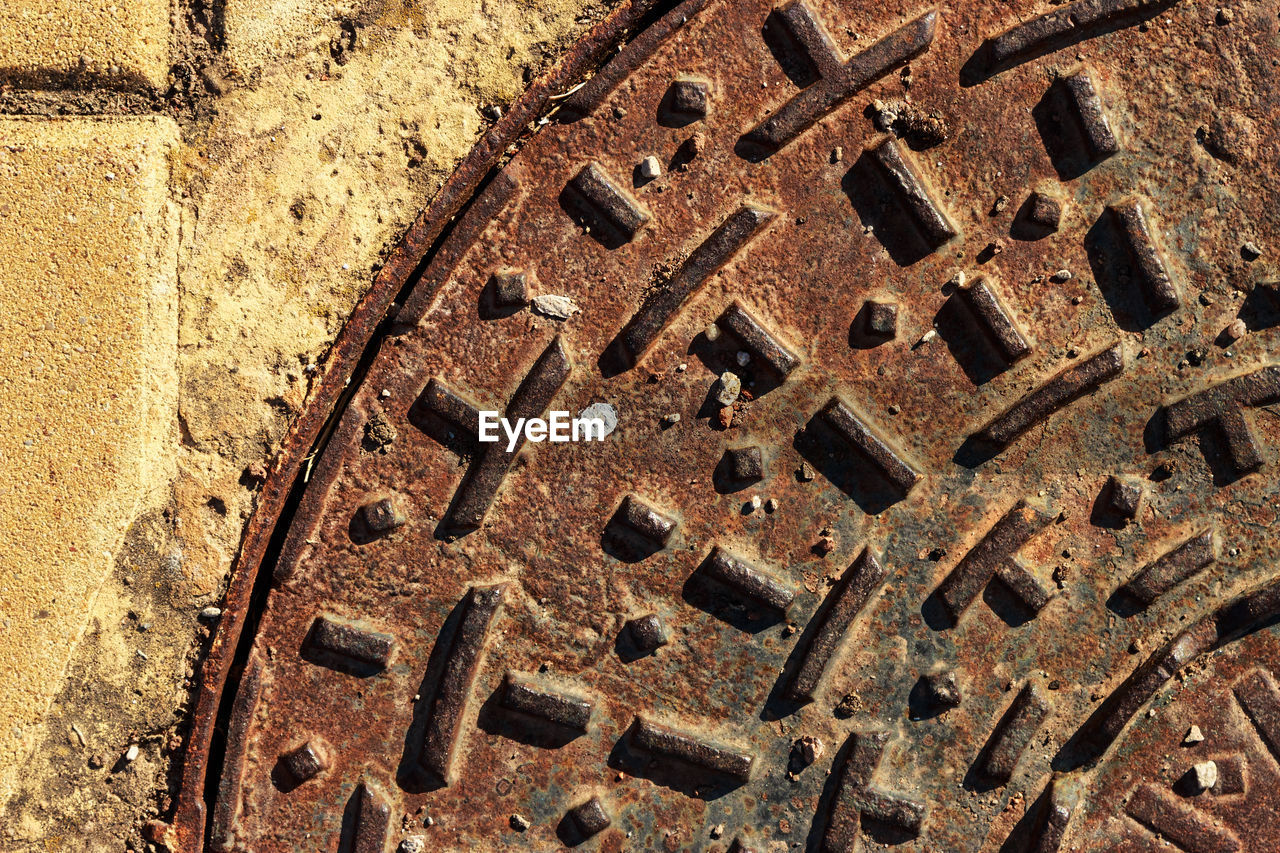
[{"x1": 162, "y1": 3, "x2": 669, "y2": 848}]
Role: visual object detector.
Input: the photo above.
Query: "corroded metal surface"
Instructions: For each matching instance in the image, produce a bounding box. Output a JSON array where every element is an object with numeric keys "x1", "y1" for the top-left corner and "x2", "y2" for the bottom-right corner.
[{"x1": 189, "y1": 0, "x2": 1280, "y2": 850}]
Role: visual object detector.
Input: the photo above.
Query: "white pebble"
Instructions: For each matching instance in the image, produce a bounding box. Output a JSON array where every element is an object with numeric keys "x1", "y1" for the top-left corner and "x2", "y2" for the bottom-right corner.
[
  {"x1": 531, "y1": 295, "x2": 580, "y2": 320},
  {"x1": 714, "y1": 371, "x2": 741, "y2": 406},
  {"x1": 639, "y1": 155, "x2": 662, "y2": 179},
  {"x1": 577, "y1": 402, "x2": 618, "y2": 437},
  {"x1": 1190, "y1": 760, "x2": 1218, "y2": 791},
  {"x1": 124, "y1": 744, "x2": 139, "y2": 762}
]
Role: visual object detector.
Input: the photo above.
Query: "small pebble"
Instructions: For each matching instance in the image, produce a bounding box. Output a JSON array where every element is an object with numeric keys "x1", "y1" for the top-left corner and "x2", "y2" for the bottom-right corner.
[
  {"x1": 918, "y1": 328, "x2": 938, "y2": 345},
  {"x1": 509, "y1": 815, "x2": 530, "y2": 832},
  {"x1": 676, "y1": 362, "x2": 687, "y2": 372},
  {"x1": 1216, "y1": 7, "x2": 1233, "y2": 24},
  {"x1": 1184, "y1": 725, "x2": 1205, "y2": 745},
  {"x1": 831, "y1": 146, "x2": 843, "y2": 163},
  {"x1": 705, "y1": 322, "x2": 721, "y2": 342},
  {"x1": 710, "y1": 824, "x2": 725, "y2": 839},
  {"x1": 1225, "y1": 318, "x2": 1247, "y2": 341},
  {"x1": 764, "y1": 498, "x2": 778, "y2": 513},
  {"x1": 1190, "y1": 760, "x2": 1218, "y2": 792},
  {"x1": 639, "y1": 155, "x2": 662, "y2": 179},
  {"x1": 796, "y1": 735, "x2": 825, "y2": 766},
  {"x1": 1242, "y1": 241, "x2": 1262, "y2": 261},
  {"x1": 1050, "y1": 269, "x2": 1072, "y2": 282},
  {"x1": 199, "y1": 606, "x2": 222, "y2": 620},
  {"x1": 715, "y1": 371, "x2": 742, "y2": 406},
  {"x1": 662, "y1": 413, "x2": 680, "y2": 427},
  {"x1": 531, "y1": 295, "x2": 580, "y2": 320},
  {"x1": 1070, "y1": 295, "x2": 1084, "y2": 305},
  {"x1": 736, "y1": 351, "x2": 751, "y2": 366},
  {"x1": 124, "y1": 744, "x2": 139, "y2": 763},
  {"x1": 676, "y1": 132, "x2": 707, "y2": 168},
  {"x1": 399, "y1": 838, "x2": 427, "y2": 853},
  {"x1": 991, "y1": 194, "x2": 1010, "y2": 215},
  {"x1": 798, "y1": 462, "x2": 815, "y2": 481},
  {"x1": 745, "y1": 495, "x2": 762, "y2": 513}
]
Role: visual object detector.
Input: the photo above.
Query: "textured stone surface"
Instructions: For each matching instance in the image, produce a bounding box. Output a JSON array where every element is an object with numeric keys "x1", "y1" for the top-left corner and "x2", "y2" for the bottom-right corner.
[
  {"x1": 0, "y1": 117, "x2": 178, "y2": 797},
  {"x1": 0, "y1": 0, "x2": 170, "y2": 87}
]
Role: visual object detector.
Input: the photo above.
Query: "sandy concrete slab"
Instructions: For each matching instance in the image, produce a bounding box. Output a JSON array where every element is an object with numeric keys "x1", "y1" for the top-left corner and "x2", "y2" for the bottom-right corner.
[
  {"x1": 224, "y1": 0, "x2": 360, "y2": 76},
  {"x1": 0, "y1": 0, "x2": 170, "y2": 88},
  {"x1": 0, "y1": 116, "x2": 178, "y2": 801}
]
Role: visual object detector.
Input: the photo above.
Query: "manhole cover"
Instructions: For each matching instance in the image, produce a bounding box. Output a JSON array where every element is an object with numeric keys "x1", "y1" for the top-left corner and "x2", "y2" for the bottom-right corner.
[{"x1": 185, "y1": 0, "x2": 1280, "y2": 850}]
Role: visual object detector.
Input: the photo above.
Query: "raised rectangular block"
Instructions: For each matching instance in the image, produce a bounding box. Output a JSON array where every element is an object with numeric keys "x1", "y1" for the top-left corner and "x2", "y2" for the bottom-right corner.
[
  {"x1": 0, "y1": 0, "x2": 170, "y2": 87},
  {"x1": 0, "y1": 117, "x2": 178, "y2": 799}
]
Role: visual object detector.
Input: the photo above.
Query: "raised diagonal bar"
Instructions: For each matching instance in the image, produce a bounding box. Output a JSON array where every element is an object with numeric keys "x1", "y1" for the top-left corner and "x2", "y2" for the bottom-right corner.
[
  {"x1": 866, "y1": 137, "x2": 957, "y2": 251},
  {"x1": 1120, "y1": 529, "x2": 1217, "y2": 606},
  {"x1": 983, "y1": 0, "x2": 1180, "y2": 73},
  {"x1": 819, "y1": 397, "x2": 920, "y2": 494},
  {"x1": 787, "y1": 547, "x2": 887, "y2": 702},
  {"x1": 613, "y1": 203, "x2": 775, "y2": 368},
  {"x1": 974, "y1": 343, "x2": 1123, "y2": 449},
  {"x1": 632, "y1": 717, "x2": 755, "y2": 780},
  {"x1": 420, "y1": 584, "x2": 507, "y2": 784}
]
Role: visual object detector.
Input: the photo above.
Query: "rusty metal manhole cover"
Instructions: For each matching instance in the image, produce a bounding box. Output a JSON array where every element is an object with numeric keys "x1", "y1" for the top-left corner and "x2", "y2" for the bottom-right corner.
[{"x1": 176, "y1": 0, "x2": 1280, "y2": 850}]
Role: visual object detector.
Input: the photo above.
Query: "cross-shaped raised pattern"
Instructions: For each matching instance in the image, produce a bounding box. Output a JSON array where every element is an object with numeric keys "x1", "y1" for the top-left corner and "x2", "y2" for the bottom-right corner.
[
  {"x1": 740, "y1": 2, "x2": 937, "y2": 157},
  {"x1": 416, "y1": 337, "x2": 572, "y2": 531},
  {"x1": 932, "y1": 499, "x2": 1054, "y2": 627},
  {"x1": 1165, "y1": 366, "x2": 1280, "y2": 477},
  {"x1": 821, "y1": 731, "x2": 924, "y2": 850}
]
